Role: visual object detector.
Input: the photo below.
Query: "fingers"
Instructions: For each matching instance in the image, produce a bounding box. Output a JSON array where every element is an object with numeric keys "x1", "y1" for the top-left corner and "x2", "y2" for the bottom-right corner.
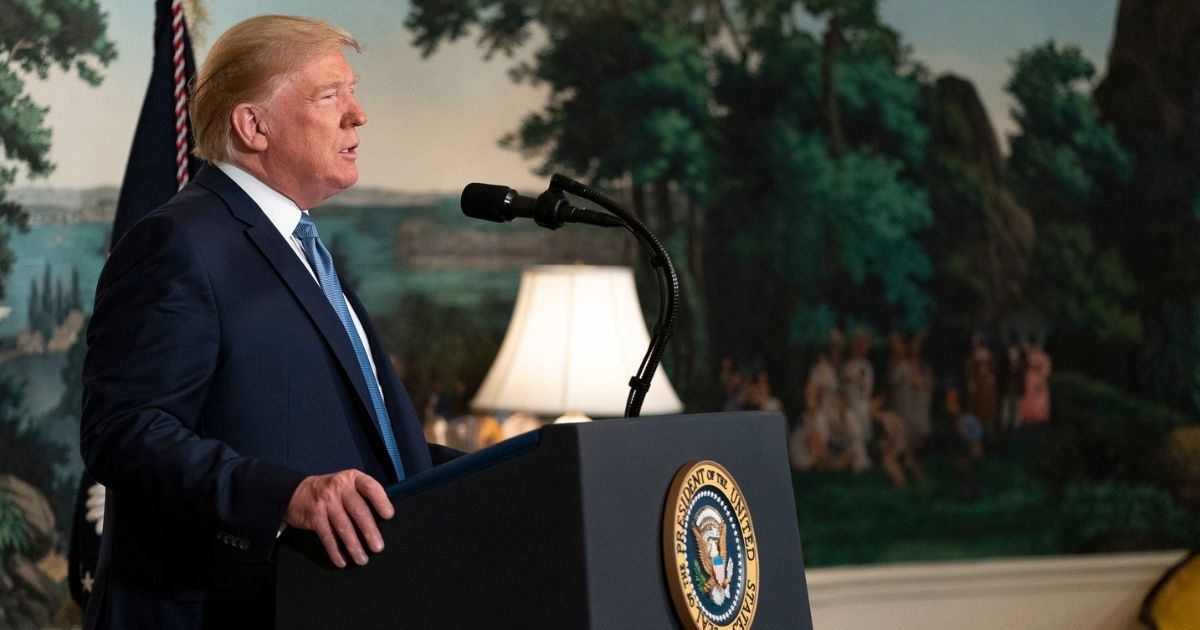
[
  {"x1": 327, "y1": 498, "x2": 369, "y2": 566},
  {"x1": 313, "y1": 517, "x2": 347, "y2": 569},
  {"x1": 288, "y1": 477, "x2": 348, "y2": 568},
  {"x1": 355, "y1": 473, "x2": 395, "y2": 520},
  {"x1": 285, "y1": 470, "x2": 394, "y2": 569},
  {"x1": 342, "y1": 491, "x2": 383, "y2": 556}
]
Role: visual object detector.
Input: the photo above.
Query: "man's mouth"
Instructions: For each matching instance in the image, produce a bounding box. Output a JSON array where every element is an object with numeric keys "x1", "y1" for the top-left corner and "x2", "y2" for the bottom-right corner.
[{"x1": 340, "y1": 143, "x2": 359, "y2": 154}]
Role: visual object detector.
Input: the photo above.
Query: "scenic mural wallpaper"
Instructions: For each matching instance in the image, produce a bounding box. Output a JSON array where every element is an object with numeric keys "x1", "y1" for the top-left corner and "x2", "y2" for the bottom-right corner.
[{"x1": 2, "y1": 0, "x2": 1199, "y2": 624}]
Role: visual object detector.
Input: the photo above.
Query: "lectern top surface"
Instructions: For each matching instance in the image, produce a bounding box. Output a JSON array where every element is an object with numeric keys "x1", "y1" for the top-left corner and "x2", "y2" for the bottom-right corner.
[{"x1": 386, "y1": 429, "x2": 541, "y2": 501}]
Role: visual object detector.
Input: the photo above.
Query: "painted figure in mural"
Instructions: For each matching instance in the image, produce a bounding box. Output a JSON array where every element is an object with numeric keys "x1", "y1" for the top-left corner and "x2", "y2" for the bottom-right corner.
[
  {"x1": 826, "y1": 395, "x2": 870, "y2": 472},
  {"x1": 719, "y1": 357, "x2": 749, "y2": 412},
  {"x1": 79, "y1": 16, "x2": 458, "y2": 629},
  {"x1": 841, "y1": 329, "x2": 874, "y2": 444},
  {"x1": 718, "y1": 356, "x2": 736, "y2": 399},
  {"x1": 746, "y1": 370, "x2": 785, "y2": 414},
  {"x1": 891, "y1": 331, "x2": 934, "y2": 450},
  {"x1": 1019, "y1": 342, "x2": 1053, "y2": 425},
  {"x1": 870, "y1": 393, "x2": 923, "y2": 489},
  {"x1": 800, "y1": 328, "x2": 870, "y2": 471},
  {"x1": 999, "y1": 342, "x2": 1025, "y2": 431},
  {"x1": 806, "y1": 330, "x2": 845, "y2": 460},
  {"x1": 789, "y1": 383, "x2": 828, "y2": 471},
  {"x1": 886, "y1": 330, "x2": 911, "y2": 437},
  {"x1": 947, "y1": 387, "x2": 983, "y2": 500},
  {"x1": 829, "y1": 326, "x2": 847, "y2": 373},
  {"x1": 965, "y1": 332, "x2": 998, "y2": 431}
]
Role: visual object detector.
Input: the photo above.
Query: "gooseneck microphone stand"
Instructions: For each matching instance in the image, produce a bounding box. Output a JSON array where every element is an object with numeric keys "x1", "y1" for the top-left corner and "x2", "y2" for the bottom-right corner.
[{"x1": 547, "y1": 173, "x2": 680, "y2": 419}]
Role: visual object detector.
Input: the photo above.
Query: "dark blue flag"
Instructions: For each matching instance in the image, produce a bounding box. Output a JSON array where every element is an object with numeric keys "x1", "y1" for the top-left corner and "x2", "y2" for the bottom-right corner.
[
  {"x1": 110, "y1": 0, "x2": 201, "y2": 246},
  {"x1": 69, "y1": 0, "x2": 199, "y2": 610}
]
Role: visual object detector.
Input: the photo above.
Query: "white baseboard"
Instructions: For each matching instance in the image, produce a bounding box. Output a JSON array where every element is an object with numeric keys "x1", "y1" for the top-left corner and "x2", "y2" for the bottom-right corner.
[{"x1": 805, "y1": 550, "x2": 1188, "y2": 630}]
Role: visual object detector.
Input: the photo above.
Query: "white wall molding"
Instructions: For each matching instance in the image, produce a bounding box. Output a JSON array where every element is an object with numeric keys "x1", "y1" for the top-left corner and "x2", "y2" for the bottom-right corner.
[{"x1": 805, "y1": 550, "x2": 1187, "y2": 630}]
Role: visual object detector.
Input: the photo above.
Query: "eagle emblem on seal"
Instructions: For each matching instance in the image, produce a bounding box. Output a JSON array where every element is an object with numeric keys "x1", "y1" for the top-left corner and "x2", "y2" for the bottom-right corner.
[
  {"x1": 693, "y1": 505, "x2": 732, "y2": 605},
  {"x1": 664, "y1": 460, "x2": 760, "y2": 630}
]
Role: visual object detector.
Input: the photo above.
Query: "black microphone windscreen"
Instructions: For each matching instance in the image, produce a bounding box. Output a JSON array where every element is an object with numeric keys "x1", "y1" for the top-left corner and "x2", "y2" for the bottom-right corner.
[{"x1": 461, "y1": 183, "x2": 512, "y2": 222}]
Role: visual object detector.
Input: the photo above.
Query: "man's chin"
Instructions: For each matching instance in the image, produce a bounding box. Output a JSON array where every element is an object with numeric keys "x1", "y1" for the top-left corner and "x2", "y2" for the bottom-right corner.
[
  {"x1": 305, "y1": 177, "x2": 359, "y2": 208},
  {"x1": 332, "y1": 171, "x2": 359, "y2": 194}
]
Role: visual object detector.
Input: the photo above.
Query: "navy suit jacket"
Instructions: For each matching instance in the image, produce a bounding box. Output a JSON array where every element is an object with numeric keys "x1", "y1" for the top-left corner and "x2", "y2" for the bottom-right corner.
[{"x1": 81, "y1": 165, "x2": 450, "y2": 628}]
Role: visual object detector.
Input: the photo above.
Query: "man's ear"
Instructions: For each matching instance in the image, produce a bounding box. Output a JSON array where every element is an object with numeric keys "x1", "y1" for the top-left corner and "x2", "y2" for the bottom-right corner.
[{"x1": 230, "y1": 103, "x2": 269, "y2": 152}]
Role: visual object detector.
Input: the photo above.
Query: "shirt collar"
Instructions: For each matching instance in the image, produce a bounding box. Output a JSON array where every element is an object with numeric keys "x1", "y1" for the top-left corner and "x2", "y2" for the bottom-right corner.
[{"x1": 216, "y1": 162, "x2": 308, "y2": 238}]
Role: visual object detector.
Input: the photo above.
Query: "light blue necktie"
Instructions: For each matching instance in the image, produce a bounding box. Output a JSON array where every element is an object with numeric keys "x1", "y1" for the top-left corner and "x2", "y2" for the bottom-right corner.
[{"x1": 293, "y1": 214, "x2": 405, "y2": 481}]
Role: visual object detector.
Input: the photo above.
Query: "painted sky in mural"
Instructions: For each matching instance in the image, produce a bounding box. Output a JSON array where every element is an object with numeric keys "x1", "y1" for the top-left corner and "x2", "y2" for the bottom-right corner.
[{"x1": 25, "y1": 0, "x2": 1116, "y2": 193}]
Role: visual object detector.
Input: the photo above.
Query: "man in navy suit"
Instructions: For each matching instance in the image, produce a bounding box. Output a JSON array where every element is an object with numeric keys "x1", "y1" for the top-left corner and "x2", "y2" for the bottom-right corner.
[{"x1": 80, "y1": 15, "x2": 455, "y2": 628}]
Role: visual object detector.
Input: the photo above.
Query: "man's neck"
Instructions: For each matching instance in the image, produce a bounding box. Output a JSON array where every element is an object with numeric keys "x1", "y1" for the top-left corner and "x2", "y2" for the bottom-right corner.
[{"x1": 226, "y1": 155, "x2": 311, "y2": 209}]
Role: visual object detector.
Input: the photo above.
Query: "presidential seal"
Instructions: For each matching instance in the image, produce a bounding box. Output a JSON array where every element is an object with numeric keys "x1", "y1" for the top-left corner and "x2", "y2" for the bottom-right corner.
[{"x1": 663, "y1": 460, "x2": 760, "y2": 630}]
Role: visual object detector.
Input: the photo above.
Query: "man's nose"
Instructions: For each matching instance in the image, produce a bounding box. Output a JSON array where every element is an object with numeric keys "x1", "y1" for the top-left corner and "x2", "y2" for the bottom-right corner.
[{"x1": 346, "y1": 96, "x2": 367, "y2": 127}]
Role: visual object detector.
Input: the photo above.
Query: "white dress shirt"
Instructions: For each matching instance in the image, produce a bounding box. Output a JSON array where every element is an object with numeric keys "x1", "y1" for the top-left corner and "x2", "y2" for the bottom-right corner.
[{"x1": 216, "y1": 162, "x2": 383, "y2": 384}]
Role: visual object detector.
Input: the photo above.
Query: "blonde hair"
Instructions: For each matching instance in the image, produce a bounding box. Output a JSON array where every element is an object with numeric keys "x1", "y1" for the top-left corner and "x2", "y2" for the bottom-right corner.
[{"x1": 189, "y1": 15, "x2": 360, "y2": 162}]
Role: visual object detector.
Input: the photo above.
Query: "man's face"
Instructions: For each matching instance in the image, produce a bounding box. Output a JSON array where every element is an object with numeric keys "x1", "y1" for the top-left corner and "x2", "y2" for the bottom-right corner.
[{"x1": 260, "y1": 51, "x2": 365, "y2": 208}]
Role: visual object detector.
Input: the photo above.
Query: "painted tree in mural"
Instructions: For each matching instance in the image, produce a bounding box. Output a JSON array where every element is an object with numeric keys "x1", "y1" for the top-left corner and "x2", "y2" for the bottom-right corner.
[
  {"x1": 0, "y1": 0, "x2": 115, "y2": 298},
  {"x1": 1004, "y1": 42, "x2": 1141, "y2": 383},
  {"x1": 1007, "y1": 44, "x2": 1133, "y2": 219},
  {"x1": 407, "y1": 0, "x2": 935, "y2": 408},
  {"x1": 715, "y1": 0, "x2": 931, "y2": 360},
  {"x1": 0, "y1": 5, "x2": 112, "y2": 621},
  {"x1": 408, "y1": 0, "x2": 720, "y2": 401},
  {"x1": 26, "y1": 260, "x2": 74, "y2": 339}
]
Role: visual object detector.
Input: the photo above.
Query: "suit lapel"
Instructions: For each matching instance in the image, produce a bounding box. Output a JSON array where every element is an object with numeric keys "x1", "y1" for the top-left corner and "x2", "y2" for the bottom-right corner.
[{"x1": 194, "y1": 165, "x2": 381, "y2": 431}]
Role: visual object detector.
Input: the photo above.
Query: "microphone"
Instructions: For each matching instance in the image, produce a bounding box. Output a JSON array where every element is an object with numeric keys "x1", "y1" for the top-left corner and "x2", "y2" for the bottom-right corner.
[{"x1": 461, "y1": 183, "x2": 624, "y2": 230}]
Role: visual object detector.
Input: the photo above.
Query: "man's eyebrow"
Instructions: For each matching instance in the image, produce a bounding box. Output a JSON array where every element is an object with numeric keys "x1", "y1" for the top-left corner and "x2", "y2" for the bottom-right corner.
[{"x1": 314, "y1": 75, "x2": 360, "y2": 92}]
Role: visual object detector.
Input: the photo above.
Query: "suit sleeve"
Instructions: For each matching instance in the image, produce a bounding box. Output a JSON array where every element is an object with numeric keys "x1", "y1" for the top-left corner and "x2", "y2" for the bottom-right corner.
[{"x1": 81, "y1": 211, "x2": 306, "y2": 560}]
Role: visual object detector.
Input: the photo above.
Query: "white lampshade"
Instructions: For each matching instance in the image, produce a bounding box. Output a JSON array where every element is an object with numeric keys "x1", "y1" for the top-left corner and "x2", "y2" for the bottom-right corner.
[{"x1": 471, "y1": 265, "x2": 683, "y2": 418}]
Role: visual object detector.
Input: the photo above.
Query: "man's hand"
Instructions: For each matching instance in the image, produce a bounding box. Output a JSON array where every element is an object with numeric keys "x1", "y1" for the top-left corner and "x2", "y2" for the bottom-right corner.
[{"x1": 285, "y1": 470, "x2": 395, "y2": 568}]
